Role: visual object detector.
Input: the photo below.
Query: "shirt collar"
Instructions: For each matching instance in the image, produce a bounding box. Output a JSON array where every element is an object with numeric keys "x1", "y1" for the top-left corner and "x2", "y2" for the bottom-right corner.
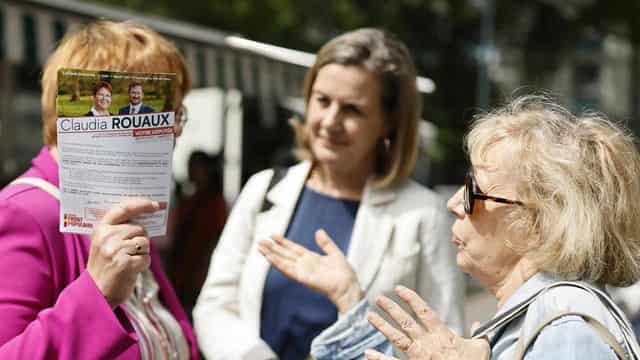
[
  {"x1": 90, "y1": 106, "x2": 109, "y2": 116},
  {"x1": 494, "y1": 272, "x2": 557, "y2": 318}
]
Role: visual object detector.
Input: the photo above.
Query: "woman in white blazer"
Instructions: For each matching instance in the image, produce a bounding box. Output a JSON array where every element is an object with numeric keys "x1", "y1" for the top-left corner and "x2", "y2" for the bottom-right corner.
[{"x1": 193, "y1": 28, "x2": 465, "y2": 360}]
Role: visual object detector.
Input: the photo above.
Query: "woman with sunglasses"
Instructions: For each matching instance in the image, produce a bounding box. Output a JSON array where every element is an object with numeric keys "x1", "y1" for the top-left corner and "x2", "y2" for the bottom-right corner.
[{"x1": 265, "y1": 95, "x2": 640, "y2": 359}]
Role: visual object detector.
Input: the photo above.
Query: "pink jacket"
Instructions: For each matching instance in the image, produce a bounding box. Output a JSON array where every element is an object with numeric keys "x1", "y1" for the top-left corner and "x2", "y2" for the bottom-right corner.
[{"x1": 0, "y1": 147, "x2": 198, "y2": 359}]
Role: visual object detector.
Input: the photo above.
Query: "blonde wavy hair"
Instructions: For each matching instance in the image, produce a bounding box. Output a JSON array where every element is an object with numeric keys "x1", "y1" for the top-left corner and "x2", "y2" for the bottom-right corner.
[
  {"x1": 466, "y1": 95, "x2": 640, "y2": 286},
  {"x1": 41, "y1": 21, "x2": 191, "y2": 145},
  {"x1": 292, "y1": 28, "x2": 420, "y2": 188}
]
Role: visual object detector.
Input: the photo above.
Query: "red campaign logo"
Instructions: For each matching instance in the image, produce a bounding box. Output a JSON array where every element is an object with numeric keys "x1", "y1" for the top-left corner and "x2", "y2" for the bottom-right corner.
[
  {"x1": 133, "y1": 126, "x2": 174, "y2": 137},
  {"x1": 63, "y1": 213, "x2": 92, "y2": 228}
]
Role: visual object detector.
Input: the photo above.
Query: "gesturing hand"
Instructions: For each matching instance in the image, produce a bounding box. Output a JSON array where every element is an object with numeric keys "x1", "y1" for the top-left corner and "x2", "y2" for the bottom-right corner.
[
  {"x1": 87, "y1": 198, "x2": 160, "y2": 308},
  {"x1": 258, "y1": 229, "x2": 363, "y2": 313},
  {"x1": 365, "y1": 286, "x2": 490, "y2": 360}
]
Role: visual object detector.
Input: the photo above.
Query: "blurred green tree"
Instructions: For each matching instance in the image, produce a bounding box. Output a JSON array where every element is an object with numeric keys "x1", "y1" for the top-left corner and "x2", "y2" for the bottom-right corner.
[{"x1": 92, "y1": 0, "x2": 640, "y2": 184}]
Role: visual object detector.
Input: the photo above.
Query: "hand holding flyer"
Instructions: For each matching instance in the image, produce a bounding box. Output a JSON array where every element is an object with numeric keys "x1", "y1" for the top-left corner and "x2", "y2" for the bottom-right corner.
[{"x1": 56, "y1": 69, "x2": 177, "y2": 236}]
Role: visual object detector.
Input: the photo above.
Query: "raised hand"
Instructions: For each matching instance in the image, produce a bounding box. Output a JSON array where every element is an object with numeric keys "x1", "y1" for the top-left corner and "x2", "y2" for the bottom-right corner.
[
  {"x1": 258, "y1": 229, "x2": 363, "y2": 313},
  {"x1": 366, "y1": 286, "x2": 490, "y2": 360},
  {"x1": 87, "y1": 198, "x2": 160, "y2": 308}
]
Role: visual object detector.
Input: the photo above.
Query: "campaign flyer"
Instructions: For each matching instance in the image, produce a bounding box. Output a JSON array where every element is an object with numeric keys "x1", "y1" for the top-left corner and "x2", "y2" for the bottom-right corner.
[{"x1": 56, "y1": 69, "x2": 177, "y2": 236}]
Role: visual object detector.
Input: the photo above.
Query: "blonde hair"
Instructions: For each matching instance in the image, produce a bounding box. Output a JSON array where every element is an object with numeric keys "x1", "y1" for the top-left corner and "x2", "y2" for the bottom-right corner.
[
  {"x1": 293, "y1": 28, "x2": 420, "y2": 188},
  {"x1": 41, "y1": 21, "x2": 191, "y2": 145},
  {"x1": 466, "y1": 95, "x2": 640, "y2": 286}
]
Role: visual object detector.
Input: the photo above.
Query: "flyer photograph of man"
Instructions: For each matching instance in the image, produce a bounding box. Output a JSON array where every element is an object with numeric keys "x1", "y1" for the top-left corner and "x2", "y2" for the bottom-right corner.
[{"x1": 119, "y1": 81, "x2": 156, "y2": 115}]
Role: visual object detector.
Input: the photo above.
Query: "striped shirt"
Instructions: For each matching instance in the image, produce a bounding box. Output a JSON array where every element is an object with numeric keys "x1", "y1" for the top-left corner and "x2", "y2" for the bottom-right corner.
[{"x1": 123, "y1": 270, "x2": 190, "y2": 359}]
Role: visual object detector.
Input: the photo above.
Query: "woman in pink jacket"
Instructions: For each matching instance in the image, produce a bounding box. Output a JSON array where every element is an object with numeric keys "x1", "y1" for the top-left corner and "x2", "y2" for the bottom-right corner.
[{"x1": 0, "y1": 21, "x2": 198, "y2": 359}]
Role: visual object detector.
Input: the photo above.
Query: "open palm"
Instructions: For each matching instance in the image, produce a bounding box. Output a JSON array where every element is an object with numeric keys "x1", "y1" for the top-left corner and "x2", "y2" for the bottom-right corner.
[
  {"x1": 364, "y1": 286, "x2": 490, "y2": 360},
  {"x1": 258, "y1": 229, "x2": 362, "y2": 312}
]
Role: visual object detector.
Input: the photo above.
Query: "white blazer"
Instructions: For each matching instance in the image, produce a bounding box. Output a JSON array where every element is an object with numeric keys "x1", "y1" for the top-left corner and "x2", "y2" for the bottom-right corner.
[{"x1": 193, "y1": 162, "x2": 465, "y2": 360}]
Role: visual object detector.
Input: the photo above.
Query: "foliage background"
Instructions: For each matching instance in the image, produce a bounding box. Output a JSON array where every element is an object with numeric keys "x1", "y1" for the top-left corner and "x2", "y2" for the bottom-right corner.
[{"x1": 90, "y1": 0, "x2": 640, "y2": 185}]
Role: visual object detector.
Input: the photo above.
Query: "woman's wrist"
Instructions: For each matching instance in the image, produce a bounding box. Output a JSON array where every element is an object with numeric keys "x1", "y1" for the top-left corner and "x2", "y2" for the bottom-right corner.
[
  {"x1": 334, "y1": 283, "x2": 364, "y2": 314},
  {"x1": 464, "y1": 338, "x2": 491, "y2": 360}
]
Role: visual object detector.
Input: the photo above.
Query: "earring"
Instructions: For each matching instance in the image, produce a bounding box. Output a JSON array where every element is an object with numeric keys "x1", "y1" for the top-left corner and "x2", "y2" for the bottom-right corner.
[{"x1": 383, "y1": 137, "x2": 391, "y2": 152}]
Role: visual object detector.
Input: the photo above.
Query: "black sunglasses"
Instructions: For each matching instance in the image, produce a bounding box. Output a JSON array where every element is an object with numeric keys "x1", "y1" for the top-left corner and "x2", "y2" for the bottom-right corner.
[{"x1": 464, "y1": 171, "x2": 524, "y2": 215}]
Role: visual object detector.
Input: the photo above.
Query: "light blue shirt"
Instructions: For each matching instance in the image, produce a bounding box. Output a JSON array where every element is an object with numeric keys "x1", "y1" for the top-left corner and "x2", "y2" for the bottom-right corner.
[
  {"x1": 310, "y1": 298, "x2": 389, "y2": 359},
  {"x1": 311, "y1": 273, "x2": 628, "y2": 360}
]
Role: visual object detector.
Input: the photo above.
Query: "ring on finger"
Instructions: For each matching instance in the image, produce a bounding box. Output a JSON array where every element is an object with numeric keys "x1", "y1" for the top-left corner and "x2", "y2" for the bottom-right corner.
[{"x1": 128, "y1": 241, "x2": 147, "y2": 256}]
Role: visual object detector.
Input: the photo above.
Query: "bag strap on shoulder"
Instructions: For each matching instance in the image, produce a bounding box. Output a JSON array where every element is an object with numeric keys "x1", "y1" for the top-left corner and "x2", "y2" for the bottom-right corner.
[
  {"x1": 513, "y1": 311, "x2": 627, "y2": 359},
  {"x1": 9, "y1": 177, "x2": 60, "y2": 200},
  {"x1": 471, "y1": 288, "x2": 543, "y2": 340},
  {"x1": 260, "y1": 167, "x2": 287, "y2": 212},
  {"x1": 513, "y1": 281, "x2": 640, "y2": 360}
]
